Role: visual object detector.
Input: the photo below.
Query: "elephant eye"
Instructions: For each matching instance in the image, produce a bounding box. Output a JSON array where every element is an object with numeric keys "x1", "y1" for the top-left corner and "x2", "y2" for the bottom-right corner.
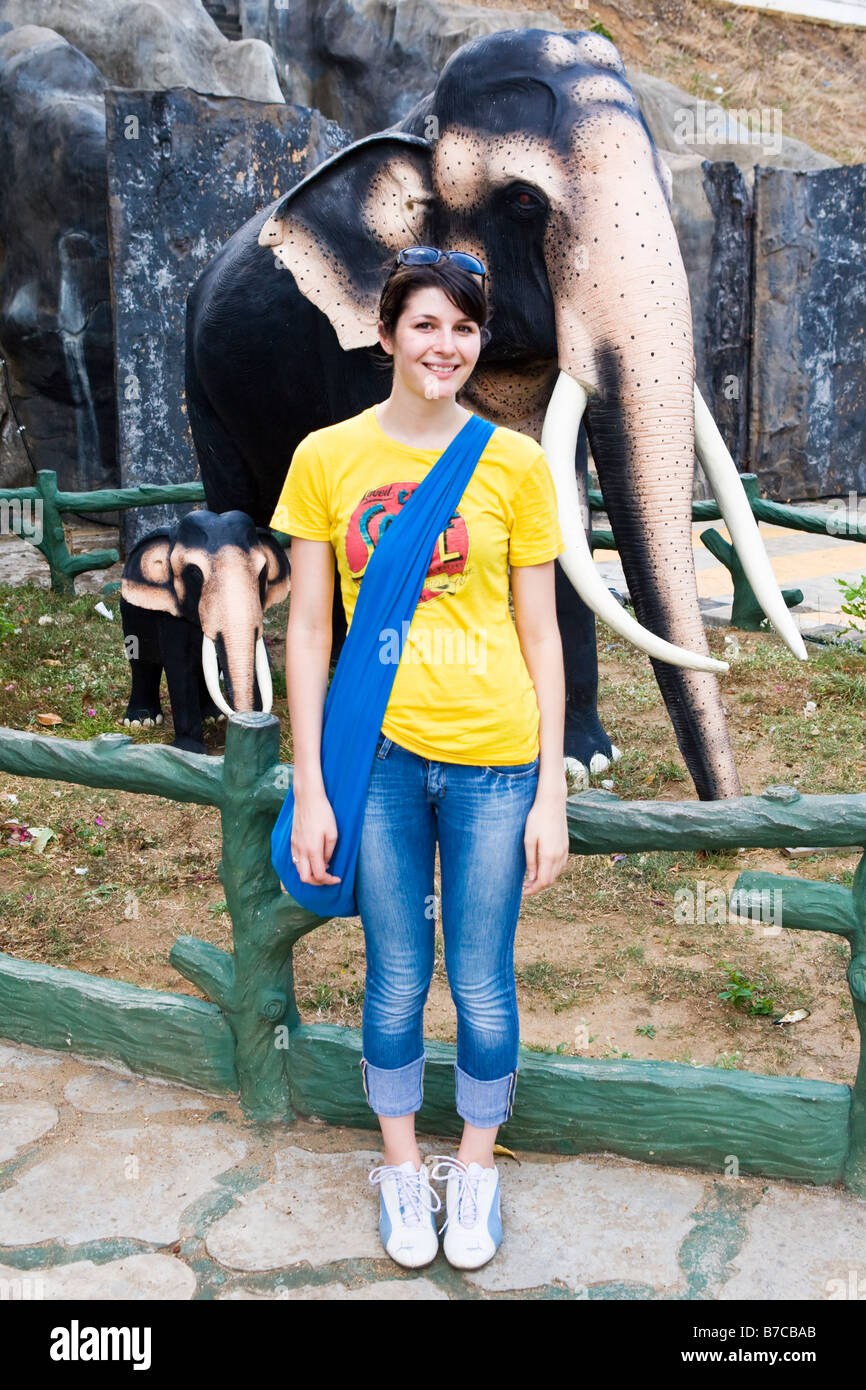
[{"x1": 504, "y1": 185, "x2": 547, "y2": 218}]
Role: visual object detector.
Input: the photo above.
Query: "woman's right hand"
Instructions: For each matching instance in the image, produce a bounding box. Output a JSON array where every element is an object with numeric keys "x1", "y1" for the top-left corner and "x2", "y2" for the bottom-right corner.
[{"x1": 291, "y1": 787, "x2": 342, "y2": 885}]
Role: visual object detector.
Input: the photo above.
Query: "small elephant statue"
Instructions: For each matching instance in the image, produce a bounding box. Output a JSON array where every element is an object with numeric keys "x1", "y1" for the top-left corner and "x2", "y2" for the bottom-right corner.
[{"x1": 120, "y1": 509, "x2": 290, "y2": 753}]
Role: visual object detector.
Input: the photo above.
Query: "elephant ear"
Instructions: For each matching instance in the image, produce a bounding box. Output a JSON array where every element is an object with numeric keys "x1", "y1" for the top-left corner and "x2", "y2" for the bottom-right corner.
[
  {"x1": 257, "y1": 133, "x2": 434, "y2": 352},
  {"x1": 121, "y1": 532, "x2": 179, "y2": 614},
  {"x1": 257, "y1": 529, "x2": 291, "y2": 611}
]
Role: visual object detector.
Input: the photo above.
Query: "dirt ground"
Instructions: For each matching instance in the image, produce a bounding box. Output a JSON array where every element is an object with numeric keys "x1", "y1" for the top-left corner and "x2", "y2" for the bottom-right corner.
[
  {"x1": 466, "y1": 0, "x2": 866, "y2": 164},
  {"x1": 2, "y1": 577, "x2": 863, "y2": 1090}
]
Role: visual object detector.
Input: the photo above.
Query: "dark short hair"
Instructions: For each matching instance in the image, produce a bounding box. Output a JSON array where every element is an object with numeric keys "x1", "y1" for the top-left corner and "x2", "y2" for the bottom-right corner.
[{"x1": 371, "y1": 259, "x2": 491, "y2": 372}]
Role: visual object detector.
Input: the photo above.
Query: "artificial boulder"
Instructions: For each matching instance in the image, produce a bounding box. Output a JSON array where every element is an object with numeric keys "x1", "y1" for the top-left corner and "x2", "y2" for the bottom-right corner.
[
  {"x1": 0, "y1": 0, "x2": 283, "y2": 103},
  {"x1": 0, "y1": 26, "x2": 115, "y2": 495}
]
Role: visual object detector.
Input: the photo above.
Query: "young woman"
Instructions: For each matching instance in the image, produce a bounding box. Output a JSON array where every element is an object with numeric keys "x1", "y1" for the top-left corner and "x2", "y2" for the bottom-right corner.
[{"x1": 270, "y1": 246, "x2": 570, "y2": 1272}]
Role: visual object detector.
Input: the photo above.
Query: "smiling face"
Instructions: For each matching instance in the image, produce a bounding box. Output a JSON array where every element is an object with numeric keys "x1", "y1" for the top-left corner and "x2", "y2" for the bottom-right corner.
[{"x1": 378, "y1": 286, "x2": 482, "y2": 401}]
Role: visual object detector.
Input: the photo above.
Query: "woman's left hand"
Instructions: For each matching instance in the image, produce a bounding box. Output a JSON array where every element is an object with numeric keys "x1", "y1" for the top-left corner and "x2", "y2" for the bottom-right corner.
[{"x1": 522, "y1": 788, "x2": 570, "y2": 896}]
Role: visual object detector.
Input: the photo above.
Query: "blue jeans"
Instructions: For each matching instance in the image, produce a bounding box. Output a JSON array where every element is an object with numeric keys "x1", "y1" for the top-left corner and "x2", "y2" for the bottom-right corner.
[{"x1": 355, "y1": 729, "x2": 540, "y2": 1129}]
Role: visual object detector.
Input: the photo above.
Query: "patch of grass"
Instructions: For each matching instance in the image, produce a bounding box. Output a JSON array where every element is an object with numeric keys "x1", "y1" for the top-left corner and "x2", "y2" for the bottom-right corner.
[
  {"x1": 715, "y1": 1050, "x2": 746, "y2": 1070},
  {"x1": 515, "y1": 958, "x2": 587, "y2": 1013},
  {"x1": 717, "y1": 961, "x2": 775, "y2": 1015}
]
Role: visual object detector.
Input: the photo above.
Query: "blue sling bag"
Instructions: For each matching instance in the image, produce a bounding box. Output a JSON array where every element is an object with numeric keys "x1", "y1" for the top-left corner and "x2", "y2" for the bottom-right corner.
[{"x1": 271, "y1": 411, "x2": 497, "y2": 918}]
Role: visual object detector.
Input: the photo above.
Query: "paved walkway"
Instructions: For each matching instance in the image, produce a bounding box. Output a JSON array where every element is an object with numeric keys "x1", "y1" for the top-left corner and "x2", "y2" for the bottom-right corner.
[{"x1": 1, "y1": 1040, "x2": 864, "y2": 1301}]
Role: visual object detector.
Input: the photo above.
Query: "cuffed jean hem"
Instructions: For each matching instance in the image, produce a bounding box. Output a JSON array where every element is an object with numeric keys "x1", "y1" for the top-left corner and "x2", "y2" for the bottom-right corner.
[
  {"x1": 455, "y1": 1062, "x2": 518, "y2": 1128},
  {"x1": 360, "y1": 1052, "x2": 426, "y2": 1117}
]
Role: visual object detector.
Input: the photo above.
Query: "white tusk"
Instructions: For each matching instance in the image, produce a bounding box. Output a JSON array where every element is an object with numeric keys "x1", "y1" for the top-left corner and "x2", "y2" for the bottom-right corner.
[
  {"x1": 201, "y1": 636, "x2": 234, "y2": 717},
  {"x1": 542, "y1": 372, "x2": 729, "y2": 674},
  {"x1": 693, "y1": 386, "x2": 807, "y2": 661},
  {"x1": 255, "y1": 636, "x2": 273, "y2": 713}
]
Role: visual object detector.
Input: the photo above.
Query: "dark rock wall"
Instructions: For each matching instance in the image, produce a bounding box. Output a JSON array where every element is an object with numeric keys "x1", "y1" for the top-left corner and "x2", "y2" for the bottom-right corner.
[
  {"x1": 750, "y1": 165, "x2": 866, "y2": 499},
  {"x1": 105, "y1": 88, "x2": 350, "y2": 545}
]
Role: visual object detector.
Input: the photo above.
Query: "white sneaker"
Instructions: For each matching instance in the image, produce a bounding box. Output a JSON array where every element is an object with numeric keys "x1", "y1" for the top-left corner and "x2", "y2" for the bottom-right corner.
[
  {"x1": 429, "y1": 1155, "x2": 502, "y2": 1270},
  {"x1": 368, "y1": 1159, "x2": 442, "y2": 1268}
]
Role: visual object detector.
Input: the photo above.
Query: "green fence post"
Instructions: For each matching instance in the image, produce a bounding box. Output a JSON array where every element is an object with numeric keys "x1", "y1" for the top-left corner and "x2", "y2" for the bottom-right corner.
[
  {"x1": 844, "y1": 852, "x2": 866, "y2": 1196},
  {"x1": 217, "y1": 712, "x2": 299, "y2": 1124},
  {"x1": 700, "y1": 477, "x2": 804, "y2": 631},
  {"x1": 33, "y1": 471, "x2": 76, "y2": 596}
]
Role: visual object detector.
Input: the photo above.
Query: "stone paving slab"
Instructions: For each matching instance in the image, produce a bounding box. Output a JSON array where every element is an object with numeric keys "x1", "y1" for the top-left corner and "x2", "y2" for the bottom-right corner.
[
  {"x1": 0, "y1": 1101, "x2": 59, "y2": 1160},
  {"x1": 718, "y1": 1185, "x2": 866, "y2": 1300},
  {"x1": 460, "y1": 1156, "x2": 705, "y2": 1295},
  {"x1": 0, "y1": 1119, "x2": 247, "y2": 1246},
  {"x1": 0, "y1": 1253, "x2": 195, "y2": 1300},
  {"x1": 205, "y1": 1146, "x2": 388, "y2": 1271},
  {"x1": 63, "y1": 1072, "x2": 210, "y2": 1116}
]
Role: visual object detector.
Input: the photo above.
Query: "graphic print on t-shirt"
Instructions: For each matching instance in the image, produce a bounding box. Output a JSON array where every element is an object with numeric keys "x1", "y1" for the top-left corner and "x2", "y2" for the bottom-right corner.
[{"x1": 344, "y1": 480, "x2": 471, "y2": 604}]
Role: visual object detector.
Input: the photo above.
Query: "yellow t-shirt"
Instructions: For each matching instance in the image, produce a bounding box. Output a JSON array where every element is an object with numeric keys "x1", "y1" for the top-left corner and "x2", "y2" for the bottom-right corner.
[{"x1": 269, "y1": 405, "x2": 565, "y2": 764}]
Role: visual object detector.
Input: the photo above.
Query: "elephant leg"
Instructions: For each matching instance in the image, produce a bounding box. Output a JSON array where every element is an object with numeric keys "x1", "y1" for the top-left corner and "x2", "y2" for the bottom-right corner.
[
  {"x1": 159, "y1": 615, "x2": 207, "y2": 754},
  {"x1": 556, "y1": 562, "x2": 616, "y2": 772},
  {"x1": 329, "y1": 579, "x2": 348, "y2": 666},
  {"x1": 557, "y1": 420, "x2": 618, "y2": 776},
  {"x1": 120, "y1": 598, "x2": 164, "y2": 727}
]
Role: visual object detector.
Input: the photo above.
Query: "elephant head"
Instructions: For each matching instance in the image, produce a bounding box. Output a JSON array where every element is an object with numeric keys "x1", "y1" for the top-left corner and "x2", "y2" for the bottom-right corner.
[
  {"x1": 253, "y1": 27, "x2": 807, "y2": 799},
  {"x1": 121, "y1": 509, "x2": 290, "y2": 714}
]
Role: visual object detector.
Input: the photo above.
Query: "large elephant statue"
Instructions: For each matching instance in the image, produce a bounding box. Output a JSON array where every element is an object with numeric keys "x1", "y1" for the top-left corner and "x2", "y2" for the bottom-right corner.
[
  {"x1": 185, "y1": 26, "x2": 806, "y2": 799},
  {"x1": 120, "y1": 509, "x2": 289, "y2": 753}
]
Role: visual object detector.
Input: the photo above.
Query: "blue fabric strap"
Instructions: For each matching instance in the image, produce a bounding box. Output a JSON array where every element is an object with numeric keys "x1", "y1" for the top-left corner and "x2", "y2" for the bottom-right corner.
[{"x1": 271, "y1": 412, "x2": 497, "y2": 917}]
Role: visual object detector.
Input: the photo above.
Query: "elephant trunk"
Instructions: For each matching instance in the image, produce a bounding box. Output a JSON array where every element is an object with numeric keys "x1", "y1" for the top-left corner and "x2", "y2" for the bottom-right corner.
[
  {"x1": 584, "y1": 345, "x2": 741, "y2": 799},
  {"x1": 202, "y1": 632, "x2": 272, "y2": 716}
]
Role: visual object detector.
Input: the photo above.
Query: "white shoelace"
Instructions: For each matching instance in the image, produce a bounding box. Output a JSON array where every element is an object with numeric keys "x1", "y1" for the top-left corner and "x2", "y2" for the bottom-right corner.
[
  {"x1": 368, "y1": 1163, "x2": 442, "y2": 1226},
  {"x1": 428, "y1": 1155, "x2": 484, "y2": 1229}
]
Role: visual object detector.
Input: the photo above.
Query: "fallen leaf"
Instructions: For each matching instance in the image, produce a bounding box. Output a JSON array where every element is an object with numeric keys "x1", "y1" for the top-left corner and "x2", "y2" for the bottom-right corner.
[
  {"x1": 36, "y1": 713, "x2": 62, "y2": 727},
  {"x1": 492, "y1": 1143, "x2": 519, "y2": 1163}
]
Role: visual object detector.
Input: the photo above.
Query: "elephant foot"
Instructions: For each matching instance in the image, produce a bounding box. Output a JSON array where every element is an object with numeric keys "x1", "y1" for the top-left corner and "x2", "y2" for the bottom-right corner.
[
  {"x1": 123, "y1": 706, "x2": 164, "y2": 730},
  {"x1": 564, "y1": 706, "x2": 622, "y2": 792},
  {"x1": 564, "y1": 746, "x2": 622, "y2": 793}
]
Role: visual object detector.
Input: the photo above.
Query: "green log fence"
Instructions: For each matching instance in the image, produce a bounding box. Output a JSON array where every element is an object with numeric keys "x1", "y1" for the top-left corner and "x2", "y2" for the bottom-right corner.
[
  {"x1": 0, "y1": 472, "x2": 209, "y2": 596},
  {"x1": 0, "y1": 712, "x2": 864, "y2": 1195},
  {"x1": 1, "y1": 471, "x2": 863, "y2": 628}
]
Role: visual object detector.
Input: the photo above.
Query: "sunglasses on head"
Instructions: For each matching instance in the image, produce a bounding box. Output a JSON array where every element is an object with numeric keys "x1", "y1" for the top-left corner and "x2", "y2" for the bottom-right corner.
[{"x1": 395, "y1": 246, "x2": 486, "y2": 288}]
